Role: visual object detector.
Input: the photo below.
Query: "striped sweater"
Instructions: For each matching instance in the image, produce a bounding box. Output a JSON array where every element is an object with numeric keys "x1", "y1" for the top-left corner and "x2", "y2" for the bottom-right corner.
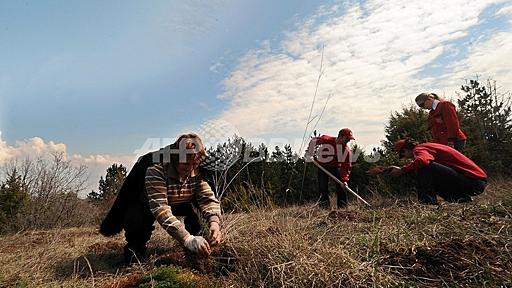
[{"x1": 145, "y1": 163, "x2": 221, "y2": 244}]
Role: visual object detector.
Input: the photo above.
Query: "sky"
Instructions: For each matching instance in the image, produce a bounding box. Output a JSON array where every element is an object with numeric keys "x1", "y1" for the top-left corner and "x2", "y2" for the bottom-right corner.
[{"x1": 1, "y1": 0, "x2": 511, "y2": 195}]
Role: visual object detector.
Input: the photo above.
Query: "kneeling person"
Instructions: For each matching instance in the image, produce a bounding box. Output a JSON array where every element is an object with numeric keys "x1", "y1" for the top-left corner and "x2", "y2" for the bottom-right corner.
[
  {"x1": 100, "y1": 134, "x2": 221, "y2": 263},
  {"x1": 389, "y1": 139, "x2": 487, "y2": 204}
]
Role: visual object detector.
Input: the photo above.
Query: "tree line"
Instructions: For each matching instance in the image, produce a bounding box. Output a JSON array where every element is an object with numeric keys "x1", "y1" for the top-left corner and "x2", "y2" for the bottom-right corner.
[
  {"x1": 1, "y1": 78, "x2": 510, "y2": 233},
  {"x1": 88, "y1": 78, "x2": 512, "y2": 211}
]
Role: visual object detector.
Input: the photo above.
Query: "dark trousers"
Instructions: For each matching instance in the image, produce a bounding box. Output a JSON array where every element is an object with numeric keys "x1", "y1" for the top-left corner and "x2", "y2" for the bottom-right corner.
[
  {"x1": 416, "y1": 162, "x2": 487, "y2": 204},
  {"x1": 454, "y1": 139, "x2": 466, "y2": 153},
  {"x1": 123, "y1": 200, "x2": 201, "y2": 261},
  {"x1": 318, "y1": 166, "x2": 347, "y2": 208}
]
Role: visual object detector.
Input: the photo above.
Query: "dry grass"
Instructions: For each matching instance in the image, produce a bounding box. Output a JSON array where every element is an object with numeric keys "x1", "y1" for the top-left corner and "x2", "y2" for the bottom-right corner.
[{"x1": 0, "y1": 179, "x2": 511, "y2": 287}]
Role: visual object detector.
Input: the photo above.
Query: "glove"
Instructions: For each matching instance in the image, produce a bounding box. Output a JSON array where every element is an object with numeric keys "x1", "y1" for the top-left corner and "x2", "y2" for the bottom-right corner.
[{"x1": 184, "y1": 235, "x2": 211, "y2": 256}]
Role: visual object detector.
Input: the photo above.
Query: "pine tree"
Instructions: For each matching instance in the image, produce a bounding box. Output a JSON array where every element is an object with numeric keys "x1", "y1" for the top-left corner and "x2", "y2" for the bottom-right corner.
[
  {"x1": 458, "y1": 79, "x2": 512, "y2": 174},
  {"x1": 0, "y1": 169, "x2": 29, "y2": 233},
  {"x1": 88, "y1": 164, "x2": 127, "y2": 201},
  {"x1": 383, "y1": 104, "x2": 431, "y2": 153}
]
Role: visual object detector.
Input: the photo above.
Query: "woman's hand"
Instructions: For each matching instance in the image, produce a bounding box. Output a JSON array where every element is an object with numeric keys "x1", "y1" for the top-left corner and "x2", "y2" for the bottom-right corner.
[
  {"x1": 388, "y1": 166, "x2": 404, "y2": 177},
  {"x1": 209, "y1": 222, "x2": 222, "y2": 246}
]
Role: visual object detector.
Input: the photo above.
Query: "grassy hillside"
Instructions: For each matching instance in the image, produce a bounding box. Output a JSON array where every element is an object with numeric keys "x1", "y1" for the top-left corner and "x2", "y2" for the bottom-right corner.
[{"x1": 0, "y1": 179, "x2": 511, "y2": 287}]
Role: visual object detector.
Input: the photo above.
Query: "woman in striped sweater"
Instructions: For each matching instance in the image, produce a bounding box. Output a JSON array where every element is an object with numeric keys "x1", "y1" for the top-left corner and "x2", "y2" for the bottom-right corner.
[{"x1": 100, "y1": 134, "x2": 221, "y2": 263}]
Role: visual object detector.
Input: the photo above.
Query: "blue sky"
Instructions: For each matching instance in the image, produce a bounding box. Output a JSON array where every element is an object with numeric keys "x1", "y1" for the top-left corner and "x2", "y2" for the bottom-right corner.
[
  {"x1": 1, "y1": 0, "x2": 512, "y2": 192},
  {"x1": 0, "y1": 0, "x2": 326, "y2": 155}
]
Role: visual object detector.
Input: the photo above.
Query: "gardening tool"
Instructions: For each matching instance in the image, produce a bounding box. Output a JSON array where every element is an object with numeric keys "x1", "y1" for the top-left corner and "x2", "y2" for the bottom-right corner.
[{"x1": 310, "y1": 158, "x2": 371, "y2": 207}]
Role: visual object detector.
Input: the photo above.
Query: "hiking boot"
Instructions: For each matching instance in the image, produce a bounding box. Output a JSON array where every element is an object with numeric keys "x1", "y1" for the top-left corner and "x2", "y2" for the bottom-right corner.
[
  {"x1": 456, "y1": 196, "x2": 472, "y2": 203},
  {"x1": 417, "y1": 188, "x2": 438, "y2": 205},
  {"x1": 337, "y1": 200, "x2": 348, "y2": 209}
]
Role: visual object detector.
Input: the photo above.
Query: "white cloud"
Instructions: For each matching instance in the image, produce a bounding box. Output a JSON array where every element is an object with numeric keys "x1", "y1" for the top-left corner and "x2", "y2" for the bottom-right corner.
[
  {"x1": 466, "y1": 32, "x2": 512, "y2": 79},
  {"x1": 209, "y1": 62, "x2": 223, "y2": 73},
  {"x1": 438, "y1": 29, "x2": 512, "y2": 95},
  {"x1": 0, "y1": 131, "x2": 137, "y2": 197},
  {"x1": 216, "y1": 0, "x2": 510, "y2": 151},
  {"x1": 0, "y1": 132, "x2": 67, "y2": 162},
  {"x1": 495, "y1": 4, "x2": 512, "y2": 16},
  {"x1": 70, "y1": 153, "x2": 137, "y2": 196}
]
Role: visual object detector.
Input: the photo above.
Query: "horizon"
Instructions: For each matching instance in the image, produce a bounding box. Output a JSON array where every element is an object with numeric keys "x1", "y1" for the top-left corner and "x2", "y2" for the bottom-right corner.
[{"x1": 1, "y1": 0, "x2": 511, "y2": 193}]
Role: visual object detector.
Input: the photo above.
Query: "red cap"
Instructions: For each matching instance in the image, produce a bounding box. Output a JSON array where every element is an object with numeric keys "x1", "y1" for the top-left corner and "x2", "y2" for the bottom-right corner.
[
  {"x1": 394, "y1": 139, "x2": 407, "y2": 157},
  {"x1": 339, "y1": 128, "x2": 355, "y2": 140}
]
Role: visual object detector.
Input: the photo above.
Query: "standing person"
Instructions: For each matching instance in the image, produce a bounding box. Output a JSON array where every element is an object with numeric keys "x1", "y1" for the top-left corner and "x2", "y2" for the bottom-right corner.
[
  {"x1": 308, "y1": 128, "x2": 354, "y2": 209},
  {"x1": 388, "y1": 138, "x2": 487, "y2": 204},
  {"x1": 415, "y1": 92, "x2": 467, "y2": 152},
  {"x1": 100, "y1": 134, "x2": 222, "y2": 263}
]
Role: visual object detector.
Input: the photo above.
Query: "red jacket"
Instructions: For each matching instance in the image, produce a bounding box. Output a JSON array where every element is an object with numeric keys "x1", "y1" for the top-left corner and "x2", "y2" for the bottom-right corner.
[
  {"x1": 428, "y1": 101, "x2": 466, "y2": 144},
  {"x1": 310, "y1": 135, "x2": 352, "y2": 182},
  {"x1": 401, "y1": 143, "x2": 487, "y2": 180}
]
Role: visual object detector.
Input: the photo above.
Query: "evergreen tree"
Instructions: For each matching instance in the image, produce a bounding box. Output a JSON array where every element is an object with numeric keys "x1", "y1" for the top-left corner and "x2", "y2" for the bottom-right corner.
[
  {"x1": 0, "y1": 169, "x2": 29, "y2": 233},
  {"x1": 88, "y1": 164, "x2": 127, "y2": 201},
  {"x1": 377, "y1": 105, "x2": 430, "y2": 195},
  {"x1": 458, "y1": 79, "x2": 512, "y2": 174},
  {"x1": 383, "y1": 104, "x2": 430, "y2": 152}
]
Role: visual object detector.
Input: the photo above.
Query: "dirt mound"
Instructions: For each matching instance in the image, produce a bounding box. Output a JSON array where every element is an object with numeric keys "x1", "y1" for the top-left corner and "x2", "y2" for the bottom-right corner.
[
  {"x1": 380, "y1": 238, "x2": 510, "y2": 284},
  {"x1": 154, "y1": 243, "x2": 238, "y2": 276},
  {"x1": 103, "y1": 273, "x2": 141, "y2": 288}
]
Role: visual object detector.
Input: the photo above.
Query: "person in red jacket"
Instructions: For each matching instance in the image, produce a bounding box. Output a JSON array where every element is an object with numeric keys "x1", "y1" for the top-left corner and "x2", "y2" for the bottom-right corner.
[
  {"x1": 307, "y1": 128, "x2": 354, "y2": 209},
  {"x1": 389, "y1": 138, "x2": 487, "y2": 204},
  {"x1": 415, "y1": 92, "x2": 466, "y2": 152}
]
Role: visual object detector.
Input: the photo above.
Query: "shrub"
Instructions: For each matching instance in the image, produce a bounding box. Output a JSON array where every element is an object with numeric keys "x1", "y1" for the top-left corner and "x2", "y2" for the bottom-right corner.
[{"x1": 138, "y1": 266, "x2": 196, "y2": 288}]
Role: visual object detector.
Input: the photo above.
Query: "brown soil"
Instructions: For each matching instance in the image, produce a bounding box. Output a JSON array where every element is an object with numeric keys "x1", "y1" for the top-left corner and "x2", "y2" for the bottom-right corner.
[
  {"x1": 154, "y1": 243, "x2": 238, "y2": 276},
  {"x1": 380, "y1": 238, "x2": 511, "y2": 284}
]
